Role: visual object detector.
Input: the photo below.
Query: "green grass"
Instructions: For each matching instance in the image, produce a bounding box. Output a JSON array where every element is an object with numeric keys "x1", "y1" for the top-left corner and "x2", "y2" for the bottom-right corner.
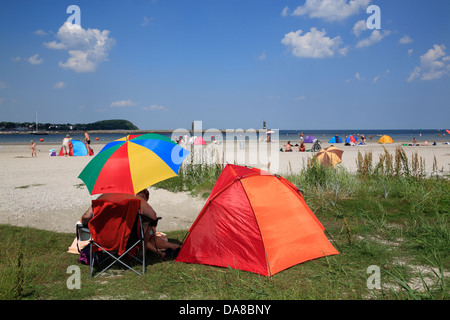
[{"x1": 1, "y1": 149, "x2": 449, "y2": 300}]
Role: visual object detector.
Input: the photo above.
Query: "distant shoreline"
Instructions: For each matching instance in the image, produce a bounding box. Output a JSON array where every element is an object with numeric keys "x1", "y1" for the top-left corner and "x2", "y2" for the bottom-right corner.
[{"x1": 0, "y1": 129, "x2": 227, "y2": 135}]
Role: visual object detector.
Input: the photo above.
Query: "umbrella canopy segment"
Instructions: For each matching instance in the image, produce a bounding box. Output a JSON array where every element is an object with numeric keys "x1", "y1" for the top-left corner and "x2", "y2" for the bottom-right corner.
[
  {"x1": 314, "y1": 146, "x2": 343, "y2": 167},
  {"x1": 78, "y1": 133, "x2": 190, "y2": 195}
]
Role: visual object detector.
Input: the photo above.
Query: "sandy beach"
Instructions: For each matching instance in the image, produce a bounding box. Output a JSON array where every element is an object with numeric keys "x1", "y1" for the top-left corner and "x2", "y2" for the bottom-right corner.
[{"x1": 0, "y1": 140, "x2": 448, "y2": 234}]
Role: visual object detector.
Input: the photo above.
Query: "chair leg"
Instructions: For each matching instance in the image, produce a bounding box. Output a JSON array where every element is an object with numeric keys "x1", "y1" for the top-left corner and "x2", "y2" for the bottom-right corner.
[
  {"x1": 89, "y1": 242, "x2": 93, "y2": 278},
  {"x1": 142, "y1": 239, "x2": 145, "y2": 275}
]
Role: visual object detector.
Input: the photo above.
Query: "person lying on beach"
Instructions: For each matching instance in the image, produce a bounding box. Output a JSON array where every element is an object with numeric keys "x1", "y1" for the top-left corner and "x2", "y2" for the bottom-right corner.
[
  {"x1": 80, "y1": 189, "x2": 180, "y2": 259},
  {"x1": 29, "y1": 140, "x2": 37, "y2": 157}
]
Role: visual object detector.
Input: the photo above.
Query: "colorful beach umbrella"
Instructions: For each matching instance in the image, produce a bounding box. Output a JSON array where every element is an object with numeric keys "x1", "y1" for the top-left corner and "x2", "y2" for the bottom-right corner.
[
  {"x1": 78, "y1": 133, "x2": 190, "y2": 195},
  {"x1": 313, "y1": 146, "x2": 344, "y2": 167}
]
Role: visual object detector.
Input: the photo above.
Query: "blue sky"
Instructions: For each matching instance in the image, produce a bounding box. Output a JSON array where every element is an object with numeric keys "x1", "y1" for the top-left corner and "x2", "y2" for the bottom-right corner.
[{"x1": 0, "y1": 0, "x2": 449, "y2": 130}]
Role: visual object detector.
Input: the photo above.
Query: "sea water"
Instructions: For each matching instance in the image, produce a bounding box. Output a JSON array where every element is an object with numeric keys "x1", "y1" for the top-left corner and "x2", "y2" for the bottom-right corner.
[{"x1": 0, "y1": 129, "x2": 448, "y2": 145}]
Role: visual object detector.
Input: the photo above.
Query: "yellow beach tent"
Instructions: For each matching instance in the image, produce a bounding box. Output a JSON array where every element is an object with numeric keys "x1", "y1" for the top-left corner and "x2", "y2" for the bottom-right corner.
[{"x1": 378, "y1": 135, "x2": 394, "y2": 144}]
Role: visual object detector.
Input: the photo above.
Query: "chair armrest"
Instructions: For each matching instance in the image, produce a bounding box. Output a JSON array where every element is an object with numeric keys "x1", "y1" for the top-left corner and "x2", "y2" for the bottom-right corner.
[{"x1": 140, "y1": 215, "x2": 162, "y2": 227}]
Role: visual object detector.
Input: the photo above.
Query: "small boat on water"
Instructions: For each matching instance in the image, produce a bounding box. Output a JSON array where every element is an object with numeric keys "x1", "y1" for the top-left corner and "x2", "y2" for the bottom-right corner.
[{"x1": 30, "y1": 112, "x2": 49, "y2": 135}]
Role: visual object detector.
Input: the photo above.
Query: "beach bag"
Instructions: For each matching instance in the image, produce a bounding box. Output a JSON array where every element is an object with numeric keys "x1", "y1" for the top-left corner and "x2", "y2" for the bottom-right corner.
[
  {"x1": 78, "y1": 246, "x2": 91, "y2": 265},
  {"x1": 76, "y1": 222, "x2": 97, "y2": 265}
]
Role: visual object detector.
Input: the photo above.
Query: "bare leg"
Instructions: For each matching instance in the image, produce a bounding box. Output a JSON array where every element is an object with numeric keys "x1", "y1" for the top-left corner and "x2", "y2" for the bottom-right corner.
[{"x1": 144, "y1": 232, "x2": 180, "y2": 259}]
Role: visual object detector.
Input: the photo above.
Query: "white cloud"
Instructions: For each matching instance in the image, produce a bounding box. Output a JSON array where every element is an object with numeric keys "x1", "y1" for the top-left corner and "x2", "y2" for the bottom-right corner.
[
  {"x1": 44, "y1": 22, "x2": 115, "y2": 73},
  {"x1": 281, "y1": 6, "x2": 289, "y2": 17},
  {"x1": 258, "y1": 51, "x2": 267, "y2": 60},
  {"x1": 291, "y1": 0, "x2": 371, "y2": 22},
  {"x1": 355, "y1": 72, "x2": 364, "y2": 81},
  {"x1": 294, "y1": 95, "x2": 306, "y2": 101},
  {"x1": 399, "y1": 35, "x2": 413, "y2": 44},
  {"x1": 27, "y1": 54, "x2": 44, "y2": 65},
  {"x1": 408, "y1": 49, "x2": 414, "y2": 56},
  {"x1": 352, "y1": 20, "x2": 367, "y2": 37},
  {"x1": 33, "y1": 29, "x2": 48, "y2": 36},
  {"x1": 281, "y1": 27, "x2": 347, "y2": 59},
  {"x1": 345, "y1": 72, "x2": 365, "y2": 83},
  {"x1": 407, "y1": 44, "x2": 450, "y2": 82},
  {"x1": 110, "y1": 100, "x2": 139, "y2": 107},
  {"x1": 53, "y1": 81, "x2": 66, "y2": 89},
  {"x1": 0, "y1": 80, "x2": 7, "y2": 89},
  {"x1": 372, "y1": 69, "x2": 390, "y2": 83},
  {"x1": 141, "y1": 17, "x2": 155, "y2": 27},
  {"x1": 356, "y1": 30, "x2": 391, "y2": 48},
  {"x1": 142, "y1": 105, "x2": 166, "y2": 111}
]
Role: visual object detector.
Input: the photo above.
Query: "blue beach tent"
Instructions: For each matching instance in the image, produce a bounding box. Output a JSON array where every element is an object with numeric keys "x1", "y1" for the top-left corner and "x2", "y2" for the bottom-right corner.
[
  {"x1": 59, "y1": 139, "x2": 94, "y2": 156},
  {"x1": 328, "y1": 136, "x2": 343, "y2": 143}
]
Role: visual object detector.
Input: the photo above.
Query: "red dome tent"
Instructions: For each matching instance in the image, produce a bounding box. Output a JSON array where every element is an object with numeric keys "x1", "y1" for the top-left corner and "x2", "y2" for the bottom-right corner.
[{"x1": 176, "y1": 164, "x2": 338, "y2": 276}]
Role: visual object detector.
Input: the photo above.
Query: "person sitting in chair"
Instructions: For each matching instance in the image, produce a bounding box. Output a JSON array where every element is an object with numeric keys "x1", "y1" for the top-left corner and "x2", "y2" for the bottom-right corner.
[{"x1": 80, "y1": 189, "x2": 180, "y2": 259}]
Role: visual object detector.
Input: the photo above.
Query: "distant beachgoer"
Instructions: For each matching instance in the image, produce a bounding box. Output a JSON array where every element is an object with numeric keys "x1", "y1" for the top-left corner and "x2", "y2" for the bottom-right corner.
[
  {"x1": 298, "y1": 142, "x2": 305, "y2": 152},
  {"x1": 83, "y1": 131, "x2": 91, "y2": 145},
  {"x1": 30, "y1": 140, "x2": 37, "y2": 157},
  {"x1": 62, "y1": 134, "x2": 71, "y2": 156},
  {"x1": 344, "y1": 135, "x2": 350, "y2": 146},
  {"x1": 285, "y1": 141, "x2": 292, "y2": 152},
  {"x1": 361, "y1": 135, "x2": 366, "y2": 145},
  {"x1": 412, "y1": 138, "x2": 417, "y2": 145},
  {"x1": 299, "y1": 132, "x2": 304, "y2": 142}
]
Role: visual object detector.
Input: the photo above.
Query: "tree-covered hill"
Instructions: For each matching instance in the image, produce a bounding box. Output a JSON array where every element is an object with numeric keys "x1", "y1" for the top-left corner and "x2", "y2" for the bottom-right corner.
[{"x1": 0, "y1": 119, "x2": 139, "y2": 131}]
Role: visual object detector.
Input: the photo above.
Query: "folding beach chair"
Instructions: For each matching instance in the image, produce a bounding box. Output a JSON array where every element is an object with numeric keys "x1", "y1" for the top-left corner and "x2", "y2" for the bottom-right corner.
[{"x1": 87, "y1": 198, "x2": 146, "y2": 278}]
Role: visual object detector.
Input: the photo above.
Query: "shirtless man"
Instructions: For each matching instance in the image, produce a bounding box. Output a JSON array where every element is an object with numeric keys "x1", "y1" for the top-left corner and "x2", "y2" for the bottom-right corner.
[
  {"x1": 285, "y1": 141, "x2": 293, "y2": 152},
  {"x1": 83, "y1": 131, "x2": 91, "y2": 145},
  {"x1": 80, "y1": 189, "x2": 180, "y2": 258}
]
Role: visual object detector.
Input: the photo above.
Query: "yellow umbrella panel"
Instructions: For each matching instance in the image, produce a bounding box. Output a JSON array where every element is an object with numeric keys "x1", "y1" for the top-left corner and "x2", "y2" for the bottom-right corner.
[{"x1": 314, "y1": 146, "x2": 343, "y2": 167}]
